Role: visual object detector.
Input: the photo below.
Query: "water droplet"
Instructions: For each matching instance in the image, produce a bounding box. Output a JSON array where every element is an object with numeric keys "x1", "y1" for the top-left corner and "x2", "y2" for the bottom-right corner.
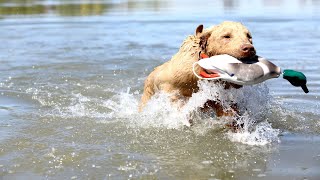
[
  {"x1": 201, "y1": 160, "x2": 213, "y2": 165},
  {"x1": 257, "y1": 173, "x2": 266, "y2": 177}
]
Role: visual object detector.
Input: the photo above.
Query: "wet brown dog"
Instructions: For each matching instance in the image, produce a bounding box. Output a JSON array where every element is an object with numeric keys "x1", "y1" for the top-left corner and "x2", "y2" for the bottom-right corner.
[{"x1": 139, "y1": 21, "x2": 256, "y2": 118}]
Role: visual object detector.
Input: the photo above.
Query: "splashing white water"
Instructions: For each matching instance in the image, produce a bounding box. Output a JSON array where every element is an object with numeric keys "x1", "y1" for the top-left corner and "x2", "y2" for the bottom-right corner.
[
  {"x1": 34, "y1": 80, "x2": 280, "y2": 145},
  {"x1": 105, "y1": 81, "x2": 280, "y2": 145},
  {"x1": 227, "y1": 121, "x2": 280, "y2": 145}
]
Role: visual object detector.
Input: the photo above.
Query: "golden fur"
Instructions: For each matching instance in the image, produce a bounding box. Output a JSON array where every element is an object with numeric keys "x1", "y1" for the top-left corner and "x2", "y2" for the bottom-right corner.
[{"x1": 139, "y1": 21, "x2": 256, "y2": 115}]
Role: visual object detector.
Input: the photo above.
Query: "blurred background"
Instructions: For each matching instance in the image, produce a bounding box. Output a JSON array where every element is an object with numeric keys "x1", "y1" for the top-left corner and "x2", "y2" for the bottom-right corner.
[{"x1": 0, "y1": 0, "x2": 319, "y2": 17}]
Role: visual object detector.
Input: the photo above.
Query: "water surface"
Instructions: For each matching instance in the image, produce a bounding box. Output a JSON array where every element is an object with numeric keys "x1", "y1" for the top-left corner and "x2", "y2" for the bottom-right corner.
[{"x1": 0, "y1": 0, "x2": 320, "y2": 179}]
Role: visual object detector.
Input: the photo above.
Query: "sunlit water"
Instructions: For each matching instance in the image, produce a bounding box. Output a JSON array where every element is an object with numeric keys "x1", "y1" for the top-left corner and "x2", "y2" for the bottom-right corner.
[{"x1": 0, "y1": 0, "x2": 320, "y2": 179}]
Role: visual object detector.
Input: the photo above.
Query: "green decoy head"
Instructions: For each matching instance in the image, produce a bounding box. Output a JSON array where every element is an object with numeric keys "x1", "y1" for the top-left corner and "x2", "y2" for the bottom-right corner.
[{"x1": 283, "y1": 69, "x2": 309, "y2": 93}]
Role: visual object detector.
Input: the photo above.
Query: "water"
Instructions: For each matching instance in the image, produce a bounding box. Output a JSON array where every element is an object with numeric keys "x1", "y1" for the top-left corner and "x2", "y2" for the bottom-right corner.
[{"x1": 1, "y1": 0, "x2": 320, "y2": 179}]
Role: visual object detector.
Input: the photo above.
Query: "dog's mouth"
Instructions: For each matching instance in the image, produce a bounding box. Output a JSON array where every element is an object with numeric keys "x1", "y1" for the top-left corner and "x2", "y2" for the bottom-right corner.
[
  {"x1": 226, "y1": 53, "x2": 258, "y2": 63},
  {"x1": 238, "y1": 55, "x2": 259, "y2": 63},
  {"x1": 239, "y1": 51, "x2": 257, "y2": 62}
]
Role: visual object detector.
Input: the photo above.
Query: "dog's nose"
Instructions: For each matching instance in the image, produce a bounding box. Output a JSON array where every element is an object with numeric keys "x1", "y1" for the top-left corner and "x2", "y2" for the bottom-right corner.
[
  {"x1": 241, "y1": 44, "x2": 255, "y2": 53},
  {"x1": 241, "y1": 44, "x2": 256, "y2": 57}
]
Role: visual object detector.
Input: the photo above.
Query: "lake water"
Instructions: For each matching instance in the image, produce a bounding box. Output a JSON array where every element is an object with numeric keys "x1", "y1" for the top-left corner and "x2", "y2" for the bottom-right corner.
[{"x1": 0, "y1": 0, "x2": 320, "y2": 179}]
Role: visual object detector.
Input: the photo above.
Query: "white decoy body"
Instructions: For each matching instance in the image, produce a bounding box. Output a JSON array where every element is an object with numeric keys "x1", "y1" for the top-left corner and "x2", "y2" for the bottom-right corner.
[{"x1": 193, "y1": 54, "x2": 281, "y2": 85}]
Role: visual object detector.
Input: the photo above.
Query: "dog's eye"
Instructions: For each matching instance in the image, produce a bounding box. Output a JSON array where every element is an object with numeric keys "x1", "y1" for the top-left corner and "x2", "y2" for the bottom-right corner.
[
  {"x1": 223, "y1": 35, "x2": 231, "y2": 39},
  {"x1": 247, "y1": 33, "x2": 252, "y2": 39}
]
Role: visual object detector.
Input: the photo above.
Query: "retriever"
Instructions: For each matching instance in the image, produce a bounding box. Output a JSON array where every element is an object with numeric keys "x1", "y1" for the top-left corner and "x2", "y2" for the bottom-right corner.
[{"x1": 139, "y1": 21, "x2": 256, "y2": 118}]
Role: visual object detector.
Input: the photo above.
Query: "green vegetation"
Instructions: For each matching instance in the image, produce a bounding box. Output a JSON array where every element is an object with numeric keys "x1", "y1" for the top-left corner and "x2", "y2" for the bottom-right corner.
[{"x1": 0, "y1": 0, "x2": 165, "y2": 17}]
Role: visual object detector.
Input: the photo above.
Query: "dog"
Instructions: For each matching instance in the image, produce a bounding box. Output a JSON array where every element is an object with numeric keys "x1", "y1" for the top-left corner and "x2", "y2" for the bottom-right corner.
[{"x1": 139, "y1": 21, "x2": 256, "y2": 119}]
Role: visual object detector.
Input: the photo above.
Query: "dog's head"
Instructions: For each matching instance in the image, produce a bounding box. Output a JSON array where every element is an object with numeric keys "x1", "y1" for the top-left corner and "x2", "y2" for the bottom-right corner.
[{"x1": 196, "y1": 21, "x2": 256, "y2": 60}]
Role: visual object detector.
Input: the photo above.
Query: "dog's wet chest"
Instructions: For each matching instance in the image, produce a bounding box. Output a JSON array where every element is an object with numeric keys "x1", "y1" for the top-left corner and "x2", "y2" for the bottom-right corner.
[{"x1": 178, "y1": 82, "x2": 199, "y2": 97}]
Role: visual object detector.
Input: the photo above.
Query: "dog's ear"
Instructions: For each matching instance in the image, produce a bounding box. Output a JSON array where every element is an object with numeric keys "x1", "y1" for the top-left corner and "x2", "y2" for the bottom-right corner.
[
  {"x1": 196, "y1": 24, "x2": 211, "y2": 52},
  {"x1": 199, "y1": 32, "x2": 211, "y2": 52},
  {"x1": 195, "y1": 24, "x2": 204, "y2": 37}
]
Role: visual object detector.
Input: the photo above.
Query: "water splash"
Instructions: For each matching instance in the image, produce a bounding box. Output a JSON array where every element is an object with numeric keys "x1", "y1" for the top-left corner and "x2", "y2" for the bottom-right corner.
[
  {"x1": 103, "y1": 81, "x2": 280, "y2": 145},
  {"x1": 27, "y1": 79, "x2": 280, "y2": 145}
]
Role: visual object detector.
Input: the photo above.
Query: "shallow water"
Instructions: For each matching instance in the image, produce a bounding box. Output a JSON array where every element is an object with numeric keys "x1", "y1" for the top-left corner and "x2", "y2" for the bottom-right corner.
[{"x1": 1, "y1": 0, "x2": 320, "y2": 179}]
